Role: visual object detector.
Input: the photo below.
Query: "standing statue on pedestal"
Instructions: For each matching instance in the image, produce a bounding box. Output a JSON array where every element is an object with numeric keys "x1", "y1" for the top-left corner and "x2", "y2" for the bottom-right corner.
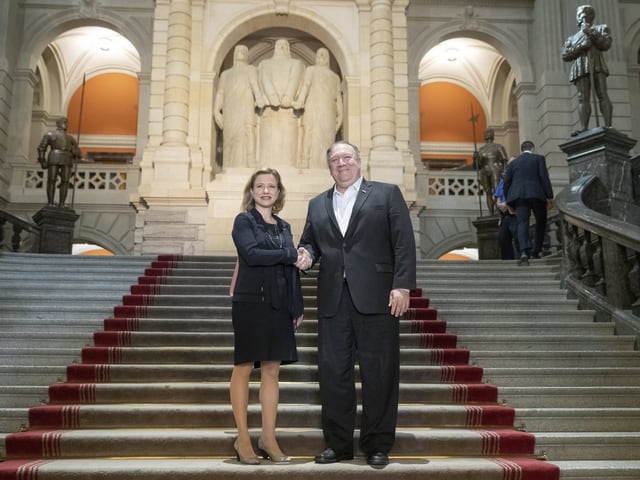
[
  {"x1": 258, "y1": 38, "x2": 305, "y2": 167},
  {"x1": 473, "y1": 128, "x2": 508, "y2": 216},
  {"x1": 37, "y1": 116, "x2": 80, "y2": 208},
  {"x1": 293, "y1": 48, "x2": 343, "y2": 169},
  {"x1": 214, "y1": 45, "x2": 266, "y2": 168},
  {"x1": 561, "y1": 4, "x2": 613, "y2": 136}
]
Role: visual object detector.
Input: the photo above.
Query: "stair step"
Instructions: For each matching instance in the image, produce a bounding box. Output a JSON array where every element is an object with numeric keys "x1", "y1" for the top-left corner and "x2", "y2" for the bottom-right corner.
[
  {"x1": 0, "y1": 333, "x2": 95, "y2": 348},
  {"x1": 0, "y1": 427, "x2": 539, "y2": 458},
  {"x1": 0, "y1": 456, "x2": 565, "y2": 480},
  {"x1": 497, "y1": 387, "x2": 640, "y2": 408},
  {"x1": 63, "y1": 361, "x2": 483, "y2": 384},
  {"x1": 515, "y1": 408, "x2": 640, "y2": 432},
  {"x1": 0, "y1": 349, "x2": 82, "y2": 366},
  {"x1": 470, "y1": 351, "x2": 640, "y2": 368},
  {"x1": 455, "y1": 335, "x2": 635, "y2": 351},
  {"x1": 47, "y1": 381, "x2": 499, "y2": 405},
  {"x1": 483, "y1": 368, "x2": 640, "y2": 387},
  {"x1": 551, "y1": 460, "x2": 640, "y2": 480},
  {"x1": 88, "y1": 331, "x2": 460, "y2": 349},
  {"x1": 534, "y1": 432, "x2": 640, "y2": 460},
  {"x1": 430, "y1": 298, "x2": 578, "y2": 309},
  {"x1": 0, "y1": 366, "x2": 67, "y2": 386},
  {"x1": 447, "y1": 322, "x2": 614, "y2": 336},
  {"x1": 0, "y1": 409, "x2": 29, "y2": 434},
  {"x1": 98, "y1": 318, "x2": 445, "y2": 334},
  {"x1": 26, "y1": 404, "x2": 517, "y2": 429},
  {"x1": 435, "y1": 309, "x2": 596, "y2": 322},
  {"x1": 0, "y1": 387, "x2": 48, "y2": 408},
  {"x1": 0, "y1": 347, "x2": 474, "y2": 369}
]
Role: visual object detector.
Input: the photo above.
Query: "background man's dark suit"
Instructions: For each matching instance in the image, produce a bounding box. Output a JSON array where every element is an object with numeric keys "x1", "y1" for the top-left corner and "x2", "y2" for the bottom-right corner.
[
  {"x1": 503, "y1": 142, "x2": 554, "y2": 261},
  {"x1": 299, "y1": 177, "x2": 416, "y2": 460}
]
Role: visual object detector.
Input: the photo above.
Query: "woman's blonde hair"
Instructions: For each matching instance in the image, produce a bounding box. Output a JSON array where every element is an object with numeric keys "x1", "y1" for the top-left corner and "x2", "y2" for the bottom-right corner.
[{"x1": 241, "y1": 167, "x2": 286, "y2": 213}]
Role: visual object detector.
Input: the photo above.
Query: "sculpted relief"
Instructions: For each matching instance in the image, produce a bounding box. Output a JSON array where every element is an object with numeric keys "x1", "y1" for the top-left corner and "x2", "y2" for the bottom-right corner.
[{"x1": 214, "y1": 40, "x2": 344, "y2": 169}]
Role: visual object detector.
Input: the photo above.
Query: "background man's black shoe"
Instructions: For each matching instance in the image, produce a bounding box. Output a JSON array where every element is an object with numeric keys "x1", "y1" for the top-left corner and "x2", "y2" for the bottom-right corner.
[
  {"x1": 367, "y1": 452, "x2": 389, "y2": 467},
  {"x1": 517, "y1": 255, "x2": 529, "y2": 266},
  {"x1": 314, "y1": 448, "x2": 354, "y2": 464}
]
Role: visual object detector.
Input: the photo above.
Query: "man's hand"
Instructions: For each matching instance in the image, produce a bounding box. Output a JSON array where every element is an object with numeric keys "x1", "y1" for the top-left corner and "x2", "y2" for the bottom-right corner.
[{"x1": 388, "y1": 289, "x2": 410, "y2": 318}]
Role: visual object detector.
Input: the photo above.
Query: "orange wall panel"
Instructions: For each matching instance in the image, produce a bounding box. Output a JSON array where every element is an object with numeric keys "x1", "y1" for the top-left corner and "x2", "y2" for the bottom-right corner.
[
  {"x1": 67, "y1": 73, "x2": 138, "y2": 136},
  {"x1": 420, "y1": 82, "x2": 486, "y2": 143}
]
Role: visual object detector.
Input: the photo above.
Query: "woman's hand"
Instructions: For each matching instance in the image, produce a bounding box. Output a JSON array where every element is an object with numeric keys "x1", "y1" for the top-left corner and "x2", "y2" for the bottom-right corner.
[{"x1": 293, "y1": 314, "x2": 304, "y2": 330}]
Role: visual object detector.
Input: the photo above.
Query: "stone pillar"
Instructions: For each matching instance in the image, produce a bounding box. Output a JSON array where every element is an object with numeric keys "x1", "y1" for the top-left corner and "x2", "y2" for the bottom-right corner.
[
  {"x1": 162, "y1": 0, "x2": 190, "y2": 146},
  {"x1": 149, "y1": 0, "x2": 193, "y2": 190},
  {"x1": 6, "y1": 69, "x2": 37, "y2": 164},
  {"x1": 472, "y1": 216, "x2": 500, "y2": 260},
  {"x1": 367, "y1": 0, "x2": 404, "y2": 185},
  {"x1": 32, "y1": 206, "x2": 79, "y2": 254}
]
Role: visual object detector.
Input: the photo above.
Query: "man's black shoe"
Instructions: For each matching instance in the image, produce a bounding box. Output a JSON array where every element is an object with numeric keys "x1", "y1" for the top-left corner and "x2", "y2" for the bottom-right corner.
[
  {"x1": 517, "y1": 255, "x2": 529, "y2": 266},
  {"x1": 367, "y1": 452, "x2": 389, "y2": 467},
  {"x1": 314, "y1": 448, "x2": 354, "y2": 464}
]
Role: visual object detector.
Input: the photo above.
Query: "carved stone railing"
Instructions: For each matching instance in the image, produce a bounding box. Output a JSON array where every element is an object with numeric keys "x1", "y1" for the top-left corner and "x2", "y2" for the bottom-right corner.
[
  {"x1": 0, "y1": 209, "x2": 40, "y2": 252},
  {"x1": 555, "y1": 174, "x2": 640, "y2": 344}
]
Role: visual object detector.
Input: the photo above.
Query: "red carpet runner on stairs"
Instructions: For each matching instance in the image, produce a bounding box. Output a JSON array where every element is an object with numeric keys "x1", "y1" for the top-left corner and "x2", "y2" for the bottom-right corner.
[{"x1": 0, "y1": 255, "x2": 560, "y2": 480}]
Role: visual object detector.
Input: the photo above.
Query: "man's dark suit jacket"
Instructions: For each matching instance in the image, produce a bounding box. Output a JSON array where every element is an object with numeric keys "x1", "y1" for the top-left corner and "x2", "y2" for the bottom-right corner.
[
  {"x1": 503, "y1": 151, "x2": 553, "y2": 204},
  {"x1": 299, "y1": 179, "x2": 416, "y2": 318}
]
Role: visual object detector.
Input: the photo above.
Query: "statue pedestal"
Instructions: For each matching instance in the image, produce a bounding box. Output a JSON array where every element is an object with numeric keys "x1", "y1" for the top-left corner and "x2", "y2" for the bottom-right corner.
[
  {"x1": 559, "y1": 127, "x2": 639, "y2": 223},
  {"x1": 32, "y1": 206, "x2": 79, "y2": 254},
  {"x1": 472, "y1": 214, "x2": 500, "y2": 260}
]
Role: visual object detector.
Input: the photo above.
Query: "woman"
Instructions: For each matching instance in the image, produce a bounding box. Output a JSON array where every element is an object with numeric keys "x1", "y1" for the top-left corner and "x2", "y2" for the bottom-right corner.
[{"x1": 230, "y1": 168, "x2": 304, "y2": 464}]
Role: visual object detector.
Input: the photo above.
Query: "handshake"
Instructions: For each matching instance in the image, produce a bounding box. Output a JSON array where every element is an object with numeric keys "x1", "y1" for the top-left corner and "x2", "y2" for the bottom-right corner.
[{"x1": 295, "y1": 247, "x2": 312, "y2": 271}]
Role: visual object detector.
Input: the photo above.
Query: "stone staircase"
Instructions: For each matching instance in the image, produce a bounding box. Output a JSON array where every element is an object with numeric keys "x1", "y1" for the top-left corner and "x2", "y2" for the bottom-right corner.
[
  {"x1": 0, "y1": 252, "x2": 153, "y2": 432},
  {"x1": 0, "y1": 252, "x2": 639, "y2": 479}
]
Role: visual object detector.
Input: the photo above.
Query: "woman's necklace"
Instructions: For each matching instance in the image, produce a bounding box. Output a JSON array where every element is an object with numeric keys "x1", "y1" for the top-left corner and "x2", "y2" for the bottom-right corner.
[{"x1": 266, "y1": 220, "x2": 283, "y2": 249}]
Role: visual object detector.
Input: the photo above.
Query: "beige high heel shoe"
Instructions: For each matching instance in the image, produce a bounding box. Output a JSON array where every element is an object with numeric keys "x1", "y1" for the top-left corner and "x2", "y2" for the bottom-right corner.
[
  {"x1": 257, "y1": 437, "x2": 291, "y2": 464},
  {"x1": 233, "y1": 438, "x2": 260, "y2": 465}
]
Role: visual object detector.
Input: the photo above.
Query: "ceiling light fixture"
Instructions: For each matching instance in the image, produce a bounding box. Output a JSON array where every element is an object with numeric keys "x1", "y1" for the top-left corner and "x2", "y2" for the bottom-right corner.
[{"x1": 98, "y1": 37, "x2": 112, "y2": 52}]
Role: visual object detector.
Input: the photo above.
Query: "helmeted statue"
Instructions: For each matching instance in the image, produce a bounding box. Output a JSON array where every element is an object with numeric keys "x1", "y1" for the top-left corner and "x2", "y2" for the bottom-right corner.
[
  {"x1": 37, "y1": 116, "x2": 80, "y2": 207},
  {"x1": 473, "y1": 128, "x2": 508, "y2": 216}
]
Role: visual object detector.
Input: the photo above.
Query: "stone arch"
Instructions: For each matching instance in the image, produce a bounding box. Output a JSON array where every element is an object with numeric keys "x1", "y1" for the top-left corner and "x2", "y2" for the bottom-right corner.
[
  {"x1": 75, "y1": 210, "x2": 136, "y2": 255},
  {"x1": 418, "y1": 213, "x2": 477, "y2": 259},
  {"x1": 408, "y1": 19, "x2": 534, "y2": 87},
  {"x1": 18, "y1": 11, "x2": 151, "y2": 74},
  {"x1": 204, "y1": 6, "x2": 357, "y2": 79}
]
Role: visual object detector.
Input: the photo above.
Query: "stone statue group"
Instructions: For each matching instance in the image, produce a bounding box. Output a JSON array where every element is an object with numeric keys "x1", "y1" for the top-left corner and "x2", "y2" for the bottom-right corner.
[{"x1": 214, "y1": 39, "x2": 343, "y2": 169}]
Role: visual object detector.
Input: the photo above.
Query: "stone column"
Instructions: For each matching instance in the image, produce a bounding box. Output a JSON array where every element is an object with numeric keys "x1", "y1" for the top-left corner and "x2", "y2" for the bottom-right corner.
[
  {"x1": 6, "y1": 68, "x2": 37, "y2": 164},
  {"x1": 367, "y1": 0, "x2": 404, "y2": 185},
  {"x1": 162, "y1": 0, "x2": 190, "y2": 146},
  {"x1": 145, "y1": 0, "x2": 193, "y2": 190}
]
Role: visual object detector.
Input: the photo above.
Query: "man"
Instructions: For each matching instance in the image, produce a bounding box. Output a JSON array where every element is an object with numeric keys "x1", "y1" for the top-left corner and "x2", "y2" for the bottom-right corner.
[
  {"x1": 561, "y1": 4, "x2": 613, "y2": 135},
  {"x1": 503, "y1": 140, "x2": 554, "y2": 266},
  {"x1": 293, "y1": 47, "x2": 343, "y2": 169},
  {"x1": 37, "y1": 116, "x2": 81, "y2": 207},
  {"x1": 493, "y1": 159, "x2": 518, "y2": 260},
  {"x1": 296, "y1": 141, "x2": 416, "y2": 467},
  {"x1": 214, "y1": 44, "x2": 266, "y2": 168},
  {"x1": 473, "y1": 128, "x2": 508, "y2": 215}
]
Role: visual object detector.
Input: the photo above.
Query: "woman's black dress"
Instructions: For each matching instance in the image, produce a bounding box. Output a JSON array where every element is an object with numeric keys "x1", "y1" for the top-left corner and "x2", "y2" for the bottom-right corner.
[{"x1": 231, "y1": 209, "x2": 303, "y2": 367}]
